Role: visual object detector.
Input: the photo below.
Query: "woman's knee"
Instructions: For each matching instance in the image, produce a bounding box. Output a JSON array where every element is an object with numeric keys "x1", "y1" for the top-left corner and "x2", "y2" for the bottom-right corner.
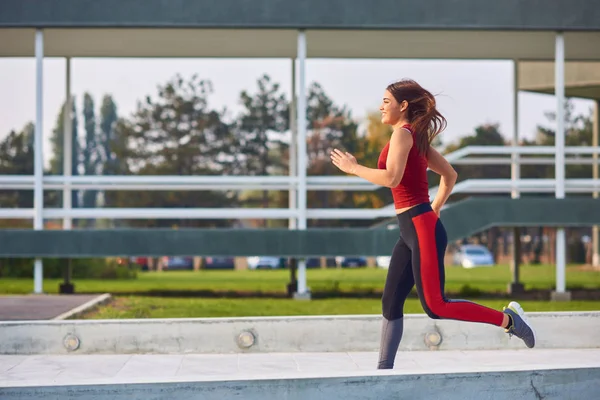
[
  {"x1": 421, "y1": 298, "x2": 443, "y2": 320},
  {"x1": 382, "y1": 293, "x2": 403, "y2": 320}
]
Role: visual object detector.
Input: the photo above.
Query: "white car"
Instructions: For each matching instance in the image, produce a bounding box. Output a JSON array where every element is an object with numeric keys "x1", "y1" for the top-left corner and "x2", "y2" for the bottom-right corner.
[
  {"x1": 376, "y1": 256, "x2": 391, "y2": 269},
  {"x1": 247, "y1": 256, "x2": 284, "y2": 270},
  {"x1": 453, "y1": 245, "x2": 494, "y2": 268}
]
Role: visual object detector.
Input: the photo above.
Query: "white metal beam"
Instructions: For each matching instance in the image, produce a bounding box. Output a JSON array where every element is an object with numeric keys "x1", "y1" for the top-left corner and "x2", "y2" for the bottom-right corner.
[
  {"x1": 594, "y1": 99, "x2": 599, "y2": 267},
  {"x1": 289, "y1": 58, "x2": 297, "y2": 229},
  {"x1": 3, "y1": 176, "x2": 599, "y2": 191},
  {"x1": 33, "y1": 29, "x2": 44, "y2": 295},
  {"x1": 512, "y1": 59, "x2": 520, "y2": 199},
  {"x1": 295, "y1": 30, "x2": 309, "y2": 299},
  {"x1": 554, "y1": 32, "x2": 567, "y2": 298},
  {"x1": 2, "y1": 178, "x2": 599, "y2": 220},
  {"x1": 446, "y1": 145, "x2": 600, "y2": 157},
  {"x1": 2, "y1": 176, "x2": 600, "y2": 200},
  {"x1": 296, "y1": 31, "x2": 307, "y2": 231},
  {"x1": 63, "y1": 56, "x2": 72, "y2": 230},
  {"x1": 451, "y1": 158, "x2": 600, "y2": 165},
  {"x1": 4, "y1": 144, "x2": 600, "y2": 189}
]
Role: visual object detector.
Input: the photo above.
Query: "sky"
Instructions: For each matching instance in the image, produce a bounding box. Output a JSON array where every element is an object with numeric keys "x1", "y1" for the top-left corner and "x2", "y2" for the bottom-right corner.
[{"x1": 0, "y1": 57, "x2": 595, "y2": 166}]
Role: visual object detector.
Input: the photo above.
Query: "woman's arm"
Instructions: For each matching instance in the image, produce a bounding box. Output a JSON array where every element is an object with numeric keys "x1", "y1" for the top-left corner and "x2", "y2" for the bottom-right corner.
[
  {"x1": 331, "y1": 128, "x2": 413, "y2": 188},
  {"x1": 427, "y1": 146, "x2": 458, "y2": 215}
]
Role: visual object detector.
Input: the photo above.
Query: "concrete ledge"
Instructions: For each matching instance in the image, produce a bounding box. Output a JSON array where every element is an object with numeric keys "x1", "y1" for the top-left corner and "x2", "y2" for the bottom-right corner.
[
  {"x1": 0, "y1": 367, "x2": 598, "y2": 400},
  {"x1": 551, "y1": 291, "x2": 573, "y2": 302},
  {"x1": 1, "y1": 311, "x2": 598, "y2": 355},
  {"x1": 53, "y1": 294, "x2": 112, "y2": 320}
]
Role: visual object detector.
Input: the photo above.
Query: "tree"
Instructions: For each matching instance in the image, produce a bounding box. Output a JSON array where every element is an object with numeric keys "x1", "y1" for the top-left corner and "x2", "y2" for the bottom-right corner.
[
  {"x1": 80, "y1": 93, "x2": 101, "y2": 226},
  {"x1": 305, "y1": 83, "x2": 360, "y2": 166},
  {"x1": 234, "y1": 75, "x2": 290, "y2": 226},
  {"x1": 303, "y1": 82, "x2": 365, "y2": 227},
  {"x1": 524, "y1": 99, "x2": 594, "y2": 179},
  {"x1": 101, "y1": 117, "x2": 132, "y2": 213},
  {"x1": 48, "y1": 98, "x2": 80, "y2": 211},
  {"x1": 98, "y1": 95, "x2": 121, "y2": 175},
  {"x1": 96, "y1": 95, "x2": 127, "y2": 216},
  {"x1": 347, "y1": 111, "x2": 394, "y2": 210},
  {"x1": 113, "y1": 73, "x2": 237, "y2": 228},
  {"x1": 437, "y1": 123, "x2": 510, "y2": 258},
  {"x1": 442, "y1": 123, "x2": 508, "y2": 183},
  {"x1": 0, "y1": 123, "x2": 34, "y2": 209},
  {"x1": 522, "y1": 100, "x2": 595, "y2": 264}
]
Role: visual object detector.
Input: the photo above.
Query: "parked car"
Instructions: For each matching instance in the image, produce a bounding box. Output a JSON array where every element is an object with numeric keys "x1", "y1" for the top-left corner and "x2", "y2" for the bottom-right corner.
[
  {"x1": 204, "y1": 257, "x2": 235, "y2": 270},
  {"x1": 452, "y1": 244, "x2": 494, "y2": 268},
  {"x1": 376, "y1": 255, "x2": 391, "y2": 269},
  {"x1": 131, "y1": 257, "x2": 150, "y2": 271},
  {"x1": 247, "y1": 256, "x2": 286, "y2": 270},
  {"x1": 305, "y1": 257, "x2": 337, "y2": 268},
  {"x1": 336, "y1": 256, "x2": 367, "y2": 268},
  {"x1": 163, "y1": 256, "x2": 194, "y2": 270}
]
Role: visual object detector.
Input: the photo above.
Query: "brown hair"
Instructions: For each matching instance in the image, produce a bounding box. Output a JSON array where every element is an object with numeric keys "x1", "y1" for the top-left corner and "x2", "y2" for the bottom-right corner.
[{"x1": 386, "y1": 79, "x2": 447, "y2": 156}]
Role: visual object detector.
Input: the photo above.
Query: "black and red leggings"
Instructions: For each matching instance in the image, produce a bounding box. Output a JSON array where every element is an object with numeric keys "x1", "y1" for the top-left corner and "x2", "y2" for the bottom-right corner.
[{"x1": 382, "y1": 202, "x2": 504, "y2": 326}]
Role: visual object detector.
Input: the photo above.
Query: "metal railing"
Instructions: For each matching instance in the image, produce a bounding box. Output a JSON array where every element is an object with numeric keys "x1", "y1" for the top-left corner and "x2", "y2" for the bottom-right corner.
[{"x1": 0, "y1": 145, "x2": 598, "y2": 220}]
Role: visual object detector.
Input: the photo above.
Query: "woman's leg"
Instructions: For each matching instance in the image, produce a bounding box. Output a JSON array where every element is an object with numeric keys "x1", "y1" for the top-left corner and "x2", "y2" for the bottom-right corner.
[
  {"x1": 408, "y1": 208, "x2": 505, "y2": 326},
  {"x1": 378, "y1": 236, "x2": 415, "y2": 369},
  {"x1": 403, "y1": 205, "x2": 536, "y2": 348}
]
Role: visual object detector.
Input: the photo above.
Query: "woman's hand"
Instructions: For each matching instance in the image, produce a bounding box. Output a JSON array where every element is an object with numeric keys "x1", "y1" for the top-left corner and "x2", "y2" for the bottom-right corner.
[{"x1": 330, "y1": 149, "x2": 358, "y2": 174}]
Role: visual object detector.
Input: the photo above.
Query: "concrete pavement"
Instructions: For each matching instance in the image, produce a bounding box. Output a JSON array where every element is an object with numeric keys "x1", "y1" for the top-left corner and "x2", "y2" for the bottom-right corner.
[{"x1": 1, "y1": 349, "x2": 598, "y2": 399}]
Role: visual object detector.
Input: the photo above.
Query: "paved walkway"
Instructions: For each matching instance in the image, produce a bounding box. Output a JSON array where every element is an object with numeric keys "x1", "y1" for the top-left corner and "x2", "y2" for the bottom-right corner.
[
  {"x1": 1, "y1": 348, "x2": 598, "y2": 387},
  {"x1": 0, "y1": 294, "x2": 108, "y2": 320}
]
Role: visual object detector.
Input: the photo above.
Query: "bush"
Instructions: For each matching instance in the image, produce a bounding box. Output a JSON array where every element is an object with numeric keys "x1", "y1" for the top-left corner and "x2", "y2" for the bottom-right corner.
[
  {"x1": 0, "y1": 258, "x2": 138, "y2": 280},
  {"x1": 457, "y1": 284, "x2": 483, "y2": 297},
  {"x1": 568, "y1": 239, "x2": 586, "y2": 264}
]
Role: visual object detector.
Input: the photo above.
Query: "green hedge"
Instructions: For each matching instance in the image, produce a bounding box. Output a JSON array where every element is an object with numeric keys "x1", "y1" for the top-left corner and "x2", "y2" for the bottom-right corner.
[{"x1": 0, "y1": 258, "x2": 138, "y2": 280}]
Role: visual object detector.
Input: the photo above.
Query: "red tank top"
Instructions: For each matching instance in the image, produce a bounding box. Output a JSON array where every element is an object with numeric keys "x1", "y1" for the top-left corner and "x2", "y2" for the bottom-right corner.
[{"x1": 377, "y1": 124, "x2": 430, "y2": 209}]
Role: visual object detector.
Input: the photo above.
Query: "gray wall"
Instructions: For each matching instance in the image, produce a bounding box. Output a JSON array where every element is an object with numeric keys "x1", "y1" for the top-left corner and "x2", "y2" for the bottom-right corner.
[
  {"x1": 2, "y1": 312, "x2": 598, "y2": 355},
  {"x1": 1, "y1": 0, "x2": 600, "y2": 30}
]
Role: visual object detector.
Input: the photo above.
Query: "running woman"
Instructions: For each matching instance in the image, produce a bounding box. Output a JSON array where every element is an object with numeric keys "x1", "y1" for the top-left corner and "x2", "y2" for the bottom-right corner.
[{"x1": 330, "y1": 79, "x2": 535, "y2": 369}]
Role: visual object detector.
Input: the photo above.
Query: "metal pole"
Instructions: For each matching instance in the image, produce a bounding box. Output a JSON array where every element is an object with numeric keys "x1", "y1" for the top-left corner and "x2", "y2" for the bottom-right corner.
[
  {"x1": 295, "y1": 30, "x2": 310, "y2": 300},
  {"x1": 289, "y1": 58, "x2": 297, "y2": 230},
  {"x1": 63, "y1": 57, "x2": 73, "y2": 230},
  {"x1": 511, "y1": 60, "x2": 521, "y2": 200},
  {"x1": 593, "y1": 100, "x2": 599, "y2": 268},
  {"x1": 33, "y1": 29, "x2": 44, "y2": 294},
  {"x1": 510, "y1": 59, "x2": 523, "y2": 294},
  {"x1": 61, "y1": 57, "x2": 74, "y2": 294},
  {"x1": 287, "y1": 58, "x2": 299, "y2": 296},
  {"x1": 553, "y1": 32, "x2": 569, "y2": 300}
]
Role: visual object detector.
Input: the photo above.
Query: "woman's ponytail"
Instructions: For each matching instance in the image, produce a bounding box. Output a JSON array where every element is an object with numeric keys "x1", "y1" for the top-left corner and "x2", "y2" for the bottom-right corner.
[{"x1": 386, "y1": 79, "x2": 447, "y2": 157}]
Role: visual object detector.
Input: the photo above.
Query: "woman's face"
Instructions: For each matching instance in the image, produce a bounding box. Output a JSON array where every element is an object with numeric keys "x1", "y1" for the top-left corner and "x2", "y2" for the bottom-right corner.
[{"x1": 379, "y1": 90, "x2": 406, "y2": 126}]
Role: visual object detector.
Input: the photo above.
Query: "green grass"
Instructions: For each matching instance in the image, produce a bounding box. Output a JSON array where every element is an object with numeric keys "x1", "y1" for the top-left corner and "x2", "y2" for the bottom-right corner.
[
  {"x1": 1, "y1": 264, "x2": 599, "y2": 295},
  {"x1": 3, "y1": 264, "x2": 598, "y2": 319},
  {"x1": 86, "y1": 296, "x2": 600, "y2": 320}
]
